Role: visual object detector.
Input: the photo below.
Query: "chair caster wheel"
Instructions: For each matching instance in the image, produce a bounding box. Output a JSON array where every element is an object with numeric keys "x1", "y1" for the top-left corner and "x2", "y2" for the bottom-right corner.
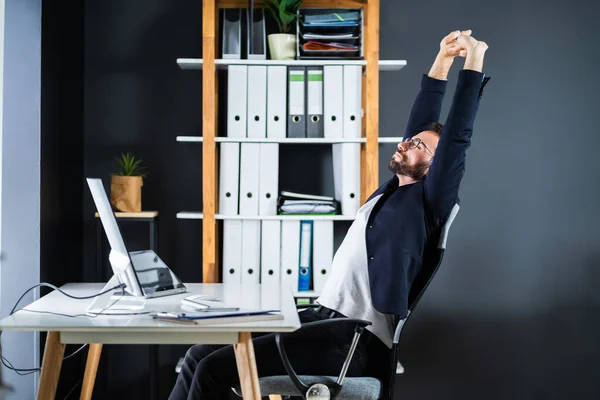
[{"x1": 306, "y1": 383, "x2": 330, "y2": 400}]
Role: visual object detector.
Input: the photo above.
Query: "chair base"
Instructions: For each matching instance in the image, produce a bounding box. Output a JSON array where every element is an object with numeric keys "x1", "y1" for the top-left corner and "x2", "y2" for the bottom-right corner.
[{"x1": 233, "y1": 375, "x2": 381, "y2": 400}]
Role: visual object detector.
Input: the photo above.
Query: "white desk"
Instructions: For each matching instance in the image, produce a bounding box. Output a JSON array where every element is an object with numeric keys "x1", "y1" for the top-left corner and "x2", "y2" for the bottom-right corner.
[{"x1": 0, "y1": 283, "x2": 301, "y2": 400}]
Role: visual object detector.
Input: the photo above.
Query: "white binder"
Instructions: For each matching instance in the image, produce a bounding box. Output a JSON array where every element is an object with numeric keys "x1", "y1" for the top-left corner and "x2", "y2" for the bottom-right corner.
[
  {"x1": 227, "y1": 65, "x2": 248, "y2": 138},
  {"x1": 222, "y1": 220, "x2": 243, "y2": 284},
  {"x1": 332, "y1": 143, "x2": 361, "y2": 216},
  {"x1": 258, "y1": 143, "x2": 279, "y2": 215},
  {"x1": 241, "y1": 220, "x2": 261, "y2": 285},
  {"x1": 239, "y1": 143, "x2": 260, "y2": 215},
  {"x1": 267, "y1": 66, "x2": 287, "y2": 139},
  {"x1": 323, "y1": 65, "x2": 343, "y2": 139},
  {"x1": 312, "y1": 220, "x2": 334, "y2": 292},
  {"x1": 247, "y1": 65, "x2": 267, "y2": 138},
  {"x1": 260, "y1": 220, "x2": 281, "y2": 287},
  {"x1": 343, "y1": 65, "x2": 362, "y2": 138},
  {"x1": 218, "y1": 143, "x2": 240, "y2": 215},
  {"x1": 280, "y1": 220, "x2": 300, "y2": 292}
]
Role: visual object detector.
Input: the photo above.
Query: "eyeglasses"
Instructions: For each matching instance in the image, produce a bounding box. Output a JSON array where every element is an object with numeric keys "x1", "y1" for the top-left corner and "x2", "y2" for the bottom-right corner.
[{"x1": 403, "y1": 137, "x2": 434, "y2": 156}]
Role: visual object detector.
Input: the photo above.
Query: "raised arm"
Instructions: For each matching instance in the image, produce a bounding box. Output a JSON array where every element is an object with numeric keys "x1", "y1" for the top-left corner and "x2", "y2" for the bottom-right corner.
[
  {"x1": 425, "y1": 34, "x2": 490, "y2": 217},
  {"x1": 404, "y1": 30, "x2": 471, "y2": 139}
]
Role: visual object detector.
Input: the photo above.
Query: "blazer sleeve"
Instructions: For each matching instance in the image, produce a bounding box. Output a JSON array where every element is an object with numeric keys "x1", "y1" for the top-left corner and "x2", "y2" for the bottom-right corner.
[
  {"x1": 404, "y1": 75, "x2": 448, "y2": 139},
  {"x1": 425, "y1": 70, "x2": 490, "y2": 217}
]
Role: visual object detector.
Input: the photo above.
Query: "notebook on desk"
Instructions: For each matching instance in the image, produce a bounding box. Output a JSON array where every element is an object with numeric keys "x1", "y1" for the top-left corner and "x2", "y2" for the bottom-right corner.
[{"x1": 151, "y1": 309, "x2": 283, "y2": 325}]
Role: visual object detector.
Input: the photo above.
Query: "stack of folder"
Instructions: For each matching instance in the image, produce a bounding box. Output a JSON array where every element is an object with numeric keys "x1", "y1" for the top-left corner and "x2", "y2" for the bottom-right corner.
[
  {"x1": 277, "y1": 191, "x2": 340, "y2": 215},
  {"x1": 296, "y1": 10, "x2": 362, "y2": 59}
]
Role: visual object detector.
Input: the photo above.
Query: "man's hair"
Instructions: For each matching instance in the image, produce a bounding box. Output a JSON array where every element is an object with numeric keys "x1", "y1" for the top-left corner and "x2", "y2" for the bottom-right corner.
[{"x1": 428, "y1": 122, "x2": 443, "y2": 136}]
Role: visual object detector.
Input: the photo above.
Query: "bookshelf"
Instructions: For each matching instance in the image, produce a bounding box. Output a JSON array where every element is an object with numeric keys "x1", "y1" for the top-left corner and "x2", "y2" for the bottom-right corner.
[{"x1": 189, "y1": 0, "x2": 397, "y2": 284}]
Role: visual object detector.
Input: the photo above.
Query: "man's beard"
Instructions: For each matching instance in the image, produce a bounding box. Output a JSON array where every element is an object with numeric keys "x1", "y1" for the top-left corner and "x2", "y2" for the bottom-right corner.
[{"x1": 388, "y1": 157, "x2": 430, "y2": 181}]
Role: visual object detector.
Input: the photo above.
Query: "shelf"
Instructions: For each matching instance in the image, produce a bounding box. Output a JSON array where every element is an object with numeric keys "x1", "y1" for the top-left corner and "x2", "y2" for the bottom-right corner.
[
  {"x1": 177, "y1": 136, "x2": 205, "y2": 143},
  {"x1": 293, "y1": 291, "x2": 321, "y2": 298},
  {"x1": 177, "y1": 136, "x2": 404, "y2": 144},
  {"x1": 176, "y1": 212, "x2": 355, "y2": 221},
  {"x1": 377, "y1": 137, "x2": 405, "y2": 144},
  {"x1": 177, "y1": 212, "x2": 205, "y2": 219},
  {"x1": 95, "y1": 211, "x2": 158, "y2": 218},
  {"x1": 177, "y1": 58, "x2": 407, "y2": 71},
  {"x1": 178, "y1": 136, "x2": 365, "y2": 143},
  {"x1": 378, "y1": 60, "x2": 408, "y2": 71}
]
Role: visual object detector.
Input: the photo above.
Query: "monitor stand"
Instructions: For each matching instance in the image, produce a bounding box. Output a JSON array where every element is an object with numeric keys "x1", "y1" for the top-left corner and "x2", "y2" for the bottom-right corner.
[
  {"x1": 85, "y1": 275, "x2": 149, "y2": 316},
  {"x1": 85, "y1": 250, "x2": 187, "y2": 316}
]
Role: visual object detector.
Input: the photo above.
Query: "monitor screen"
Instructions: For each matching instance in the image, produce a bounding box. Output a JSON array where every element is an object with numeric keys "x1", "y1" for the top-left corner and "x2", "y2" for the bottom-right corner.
[{"x1": 86, "y1": 177, "x2": 144, "y2": 297}]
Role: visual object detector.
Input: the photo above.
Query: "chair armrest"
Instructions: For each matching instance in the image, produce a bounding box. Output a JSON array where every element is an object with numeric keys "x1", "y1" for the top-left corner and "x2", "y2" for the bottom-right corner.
[
  {"x1": 280, "y1": 318, "x2": 372, "y2": 335},
  {"x1": 275, "y1": 318, "x2": 372, "y2": 399}
]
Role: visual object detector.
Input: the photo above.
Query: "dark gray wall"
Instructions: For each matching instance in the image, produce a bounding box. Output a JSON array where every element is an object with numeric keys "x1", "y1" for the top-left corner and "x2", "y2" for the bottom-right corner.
[
  {"x1": 379, "y1": 0, "x2": 600, "y2": 399},
  {"x1": 82, "y1": 1, "x2": 204, "y2": 398},
  {"x1": 71, "y1": 0, "x2": 600, "y2": 398},
  {"x1": 39, "y1": 0, "x2": 86, "y2": 397}
]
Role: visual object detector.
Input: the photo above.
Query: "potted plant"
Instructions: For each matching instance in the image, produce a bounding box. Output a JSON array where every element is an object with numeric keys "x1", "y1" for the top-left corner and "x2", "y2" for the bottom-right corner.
[
  {"x1": 110, "y1": 152, "x2": 148, "y2": 213},
  {"x1": 262, "y1": 0, "x2": 303, "y2": 60}
]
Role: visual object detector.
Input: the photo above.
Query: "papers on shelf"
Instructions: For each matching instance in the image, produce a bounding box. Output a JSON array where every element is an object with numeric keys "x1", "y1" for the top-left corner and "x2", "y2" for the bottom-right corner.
[
  {"x1": 303, "y1": 41, "x2": 359, "y2": 51},
  {"x1": 302, "y1": 32, "x2": 357, "y2": 40},
  {"x1": 303, "y1": 11, "x2": 360, "y2": 24},
  {"x1": 277, "y1": 191, "x2": 340, "y2": 215},
  {"x1": 280, "y1": 191, "x2": 334, "y2": 202}
]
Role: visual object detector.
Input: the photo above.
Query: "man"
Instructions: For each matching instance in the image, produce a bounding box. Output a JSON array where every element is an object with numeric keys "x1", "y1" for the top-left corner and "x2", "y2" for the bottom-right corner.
[{"x1": 169, "y1": 30, "x2": 490, "y2": 400}]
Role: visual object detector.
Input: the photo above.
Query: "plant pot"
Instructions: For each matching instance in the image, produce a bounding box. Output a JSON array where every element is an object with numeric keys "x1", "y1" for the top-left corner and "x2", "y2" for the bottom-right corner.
[
  {"x1": 110, "y1": 175, "x2": 143, "y2": 212},
  {"x1": 268, "y1": 33, "x2": 296, "y2": 60}
]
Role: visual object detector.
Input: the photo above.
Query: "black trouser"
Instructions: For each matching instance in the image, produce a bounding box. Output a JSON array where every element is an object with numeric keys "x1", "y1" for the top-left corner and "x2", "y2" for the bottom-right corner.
[{"x1": 168, "y1": 307, "x2": 389, "y2": 400}]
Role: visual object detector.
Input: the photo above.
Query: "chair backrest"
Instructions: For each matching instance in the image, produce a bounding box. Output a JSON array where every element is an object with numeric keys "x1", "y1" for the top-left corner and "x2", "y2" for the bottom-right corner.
[
  {"x1": 384, "y1": 204, "x2": 460, "y2": 399},
  {"x1": 407, "y1": 204, "x2": 459, "y2": 310}
]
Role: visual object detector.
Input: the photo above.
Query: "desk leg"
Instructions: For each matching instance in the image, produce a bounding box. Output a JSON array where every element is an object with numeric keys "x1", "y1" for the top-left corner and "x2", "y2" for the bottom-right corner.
[
  {"x1": 233, "y1": 332, "x2": 262, "y2": 400},
  {"x1": 80, "y1": 344, "x2": 102, "y2": 400},
  {"x1": 37, "y1": 332, "x2": 65, "y2": 400}
]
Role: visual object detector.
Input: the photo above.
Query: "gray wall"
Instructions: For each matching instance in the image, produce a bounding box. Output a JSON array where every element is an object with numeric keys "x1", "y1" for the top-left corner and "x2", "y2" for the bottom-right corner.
[
  {"x1": 0, "y1": 0, "x2": 41, "y2": 397},
  {"x1": 75, "y1": 0, "x2": 600, "y2": 398},
  {"x1": 379, "y1": 0, "x2": 600, "y2": 399}
]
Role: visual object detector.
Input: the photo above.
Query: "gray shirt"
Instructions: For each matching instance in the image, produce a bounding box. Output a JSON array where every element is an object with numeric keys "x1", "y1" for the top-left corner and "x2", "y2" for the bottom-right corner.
[{"x1": 316, "y1": 194, "x2": 395, "y2": 348}]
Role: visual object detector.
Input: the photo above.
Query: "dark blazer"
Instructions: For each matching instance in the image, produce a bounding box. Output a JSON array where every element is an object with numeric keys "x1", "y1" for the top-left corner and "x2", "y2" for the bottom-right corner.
[{"x1": 365, "y1": 70, "x2": 490, "y2": 317}]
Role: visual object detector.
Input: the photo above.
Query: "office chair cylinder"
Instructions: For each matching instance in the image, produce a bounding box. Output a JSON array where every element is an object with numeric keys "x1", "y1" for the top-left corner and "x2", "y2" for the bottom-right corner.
[
  {"x1": 306, "y1": 383, "x2": 330, "y2": 400},
  {"x1": 336, "y1": 330, "x2": 362, "y2": 386}
]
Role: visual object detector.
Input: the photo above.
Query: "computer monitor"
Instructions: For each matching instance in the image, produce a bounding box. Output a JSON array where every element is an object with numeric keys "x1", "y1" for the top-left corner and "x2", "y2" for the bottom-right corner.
[{"x1": 87, "y1": 178, "x2": 186, "y2": 299}]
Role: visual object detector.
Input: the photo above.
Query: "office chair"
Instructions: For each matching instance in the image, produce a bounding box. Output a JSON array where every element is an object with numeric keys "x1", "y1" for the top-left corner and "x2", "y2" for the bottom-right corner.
[{"x1": 235, "y1": 204, "x2": 460, "y2": 400}]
